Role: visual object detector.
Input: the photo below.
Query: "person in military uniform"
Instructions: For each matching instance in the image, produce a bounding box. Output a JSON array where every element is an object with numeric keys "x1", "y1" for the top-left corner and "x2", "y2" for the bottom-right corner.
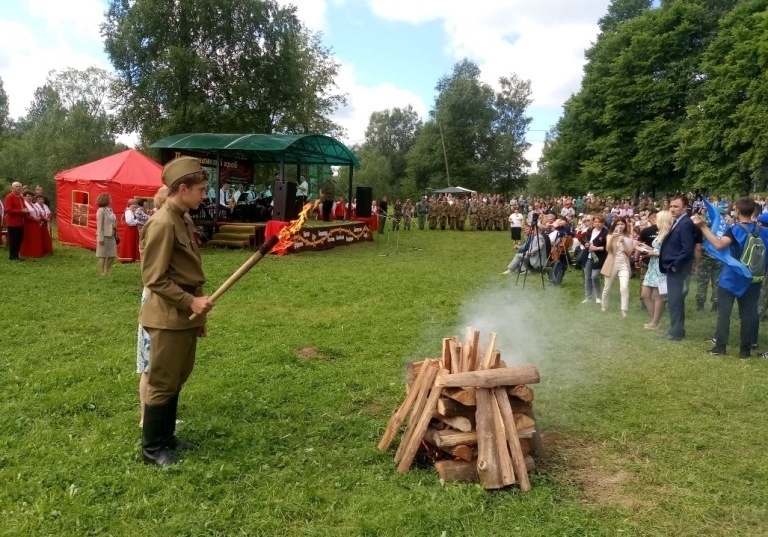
[
  {"x1": 415, "y1": 196, "x2": 429, "y2": 230},
  {"x1": 428, "y1": 198, "x2": 437, "y2": 230},
  {"x1": 438, "y1": 198, "x2": 448, "y2": 230},
  {"x1": 139, "y1": 156, "x2": 215, "y2": 467},
  {"x1": 392, "y1": 199, "x2": 403, "y2": 231},
  {"x1": 469, "y1": 199, "x2": 478, "y2": 231},
  {"x1": 402, "y1": 199, "x2": 413, "y2": 230},
  {"x1": 457, "y1": 198, "x2": 467, "y2": 231},
  {"x1": 695, "y1": 251, "x2": 721, "y2": 311},
  {"x1": 320, "y1": 176, "x2": 336, "y2": 221},
  {"x1": 503, "y1": 202, "x2": 512, "y2": 231},
  {"x1": 478, "y1": 201, "x2": 488, "y2": 231},
  {"x1": 448, "y1": 200, "x2": 456, "y2": 230}
]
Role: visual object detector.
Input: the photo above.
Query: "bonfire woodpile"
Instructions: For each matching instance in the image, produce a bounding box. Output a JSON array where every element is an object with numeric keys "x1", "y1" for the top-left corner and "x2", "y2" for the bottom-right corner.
[{"x1": 378, "y1": 329, "x2": 542, "y2": 491}]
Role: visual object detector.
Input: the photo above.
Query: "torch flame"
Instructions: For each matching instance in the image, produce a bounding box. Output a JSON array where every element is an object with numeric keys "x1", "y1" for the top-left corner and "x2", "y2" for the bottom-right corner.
[{"x1": 274, "y1": 200, "x2": 320, "y2": 255}]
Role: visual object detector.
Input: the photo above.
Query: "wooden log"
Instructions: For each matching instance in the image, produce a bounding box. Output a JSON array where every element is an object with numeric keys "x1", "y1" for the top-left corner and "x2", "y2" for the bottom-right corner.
[
  {"x1": 462, "y1": 327, "x2": 472, "y2": 372},
  {"x1": 514, "y1": 414, "x2": 536, "y2": 437},
  {"x1": 519, "y1": 438, "x2": 532, "y2": 458},
  {"x1": 479, "y1": 332, "x2": 498, "y2": 370},
  {"x1": 379, "y1": 360, "x2": 433, "y2": 452},
  {"x1": 489, "y1": 349, "x2": 501, "y2": 369},
  {"x1": 435, "y1": 459, "x2": 477, "y2": 483},
  {"x1": 469, "y1": 330, "x2": 480, "y2": 371},
  {"x1": 396, "y1": 377, "x2": 444, "y2": 473},
  {"x1": 432, "y1": 413, "x2": 475, "y2": 432},
  {"x1": 493, "y1": 386, "x2": 531, "y2": 492},
  {"x1": 446, "y1": 444, "x2": 473, "y2": 462},
  {"x1": 443, "y1": 387, "x2": 476, "y2": 406},
  {"x1": 449, "y1": 338, "x2": 460, "y2": 375},
  {"x1": 406, "y1": 360, "x2": 425, "y2": 391},
  {"x1": 490, "y1": 389, "x2": 516, "y2": 486},
  {"x1": 436, "y1": 397, "x2": 474, "y2": 417},
  {"x1": 424, "y1": 428, "x2": 478, "y2": 448},
  {"x1": 508, "y1": 397, "x2": 533, "y2": 416},
  {"x1": 394, "y1": 363, "x2": 438, "y2": 463},
  {"x1": 441, "y1": 338, "x2": 452, "y2": 373},
  {"x1": 435, "y1": 456, "x2": 534, "y2": 483},
  {"x1": 509, "y1": 384, "x2": 534, "y2": 403},
  {"x1": 437, "y1": 364, "x2": 541, "y2": 389},
  {"x1": 475, "y1": 388, "x2": 504, "y2": 489}
]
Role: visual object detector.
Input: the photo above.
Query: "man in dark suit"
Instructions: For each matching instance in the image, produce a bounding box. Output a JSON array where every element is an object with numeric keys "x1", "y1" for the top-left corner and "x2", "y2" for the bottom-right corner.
[{"x1": 659, "y1": 194, "x2": 698, "y2": 340}]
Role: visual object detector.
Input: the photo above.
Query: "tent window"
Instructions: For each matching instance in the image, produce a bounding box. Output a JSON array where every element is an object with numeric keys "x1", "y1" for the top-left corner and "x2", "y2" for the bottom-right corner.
[{"x1": 72, "y1": 190, "x2": 89, "y2": 227}]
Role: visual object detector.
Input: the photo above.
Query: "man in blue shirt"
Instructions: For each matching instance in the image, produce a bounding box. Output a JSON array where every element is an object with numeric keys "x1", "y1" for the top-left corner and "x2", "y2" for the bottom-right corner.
[{"x1": 693, "y1": 197, "x2": 768, "y2": 358}]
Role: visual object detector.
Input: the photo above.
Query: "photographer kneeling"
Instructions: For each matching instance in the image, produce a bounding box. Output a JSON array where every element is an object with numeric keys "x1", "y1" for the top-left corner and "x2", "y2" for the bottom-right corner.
[{"x1": 501, "y1": 220, "x2": 548, "y2": 275}]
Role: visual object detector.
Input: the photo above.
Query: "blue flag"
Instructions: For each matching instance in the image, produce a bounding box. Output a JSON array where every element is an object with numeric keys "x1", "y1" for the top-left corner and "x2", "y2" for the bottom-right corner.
[{"x1": 702, "y1": 197, "x2": 752, "y2": 296}]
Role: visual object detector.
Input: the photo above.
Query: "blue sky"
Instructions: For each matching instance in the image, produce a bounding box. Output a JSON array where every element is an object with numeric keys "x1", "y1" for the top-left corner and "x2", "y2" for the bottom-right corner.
[{"x1": 0, "y1": 0, "x2": 613, "y2": 167}]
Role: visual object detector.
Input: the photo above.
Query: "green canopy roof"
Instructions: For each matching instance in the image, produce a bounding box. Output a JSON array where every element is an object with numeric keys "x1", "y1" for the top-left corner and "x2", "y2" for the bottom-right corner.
[{"x1": 150, "y1": 133, "x2": 360, "y2": 167}]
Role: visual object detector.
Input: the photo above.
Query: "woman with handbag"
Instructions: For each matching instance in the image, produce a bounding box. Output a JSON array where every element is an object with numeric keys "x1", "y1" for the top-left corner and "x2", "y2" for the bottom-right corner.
[
  {"x1": 96, "y1": 193, "x2": 118, "y2": 276},
  {"x1": 600, "y1": 217, "x2": 635, "y2": 317},
  {"x1": 581, "y1": 215, "x2": 609, "y2": 304},
  {"x1": 639, "y1": 210, "x2": 673, "y2": 329}
]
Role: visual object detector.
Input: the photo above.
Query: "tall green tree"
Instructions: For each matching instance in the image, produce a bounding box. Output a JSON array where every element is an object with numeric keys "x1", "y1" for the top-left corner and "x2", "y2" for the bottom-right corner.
[
  {"x1": 102, "y1": 0, "x2": 346, "y2": 144},
  {"x1": 542, "y1": 0, "x2": 739, "y2": 196},
  {"x1": 406, "y1": 59, "x2": 532, "y2": 194},
  {"x1": 676, "y1": 0, "x2": 768, "y2": 194},
  {"x1": 0, "y1": 68, "x2": 123, "y2": 201},
  {"x1": 363, "y1": 105, "x2": 422, "y2": 188},
  {"x1": 0, "y1": 77, "x2": 9, "y2": 139}
]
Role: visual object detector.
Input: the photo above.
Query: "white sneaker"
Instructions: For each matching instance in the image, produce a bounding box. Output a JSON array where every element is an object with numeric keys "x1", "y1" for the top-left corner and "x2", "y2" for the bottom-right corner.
[
  {"x1": 596, "y1": 298, "x2": 602, "y2": 304},
  {"x1": 581, "y1": 298, "x2": 591, "y2": 304},
  {"x1": 500, "y1": 270, "x2": 511, "y2": 275}
]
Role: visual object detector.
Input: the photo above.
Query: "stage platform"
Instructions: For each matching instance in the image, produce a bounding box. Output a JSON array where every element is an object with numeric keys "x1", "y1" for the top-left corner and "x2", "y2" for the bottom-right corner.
[
  {"x1": 265, "y1": 219, "x2": 374, "y2": 254},
  {"x1": 206, "y1": 223, "x2": 266, "y2": 249}
]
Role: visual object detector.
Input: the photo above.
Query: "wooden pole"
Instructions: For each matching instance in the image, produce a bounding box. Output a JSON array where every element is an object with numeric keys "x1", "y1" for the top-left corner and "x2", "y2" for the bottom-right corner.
[
  {"x1": 378, "y1": 359, "x2": 434, "y2": 451},
  {"x1": 493, "y1": 387, "x2": 531, "y2": 491},
  {"x1": 394, "y1": 362, "x2": 438, "y2": 463},
  {"x1": 475, "y1": 387, "x2": 504, "y2": 489},
  {"x1": 396, "y1": 379, "x2": 444, "y2": 473},
  {"x1": 490, "y1": 389, "x2": 516, "y2": 486}
]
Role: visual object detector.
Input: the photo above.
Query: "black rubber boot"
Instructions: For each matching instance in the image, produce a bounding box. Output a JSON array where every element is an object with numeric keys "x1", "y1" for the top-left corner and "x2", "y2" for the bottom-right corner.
[
  {"x1": 142, "y1": 402, "x2": 180, "y2": 466},
  {"x1": 167, "y1": 392, "x2": 197, "y2": 452},
  {"x1": 711, "y1": 302, "x2": 718, "y2": 313}
]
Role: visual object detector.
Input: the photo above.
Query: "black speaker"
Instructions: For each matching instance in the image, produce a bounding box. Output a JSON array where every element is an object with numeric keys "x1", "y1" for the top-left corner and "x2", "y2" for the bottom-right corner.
[
  {"x1": 356, "y1": 186, "x2": 372, "y2": 217},
  {"x1": 272, "y1": 181, "x2": 298, "y2": 221}
]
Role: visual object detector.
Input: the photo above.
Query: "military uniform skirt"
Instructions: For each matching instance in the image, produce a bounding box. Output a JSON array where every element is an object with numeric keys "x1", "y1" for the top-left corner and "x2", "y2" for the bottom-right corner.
[{"x1": 97, "y1": 235, "x2": 118, "y2": 258}]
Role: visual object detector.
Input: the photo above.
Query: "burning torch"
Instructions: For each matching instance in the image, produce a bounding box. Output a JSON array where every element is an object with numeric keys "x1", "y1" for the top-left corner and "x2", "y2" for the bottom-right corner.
[{"x1": 189, "y1": 201, "x2": 319, "y2": 320}]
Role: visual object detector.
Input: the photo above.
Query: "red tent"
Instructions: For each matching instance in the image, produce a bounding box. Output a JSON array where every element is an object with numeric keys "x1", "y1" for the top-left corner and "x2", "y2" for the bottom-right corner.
[{"x1": 55, "y1": 149, "x2": 163, "y2": 250}]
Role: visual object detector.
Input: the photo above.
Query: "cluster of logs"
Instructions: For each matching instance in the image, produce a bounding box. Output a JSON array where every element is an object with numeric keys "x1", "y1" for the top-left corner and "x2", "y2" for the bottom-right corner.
[{"x1": 378, "y1": 329, "x2": 542, "y2": 491}]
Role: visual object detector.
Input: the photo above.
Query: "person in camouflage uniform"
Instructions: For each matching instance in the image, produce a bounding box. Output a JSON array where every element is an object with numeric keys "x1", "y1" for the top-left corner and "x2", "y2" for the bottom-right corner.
[
  {"x1": 402, "y1": 199, "x2": 413, "y2": 230},
  {"x1": 478, "y1": 201, "x2": 489, "y2": 231},
  {"x1": 448, "y1": 200, "x2": 457, "y2": 230},
  {"x1": 428, "y1": 198, "x2": 438, "y2": 230},
  {"x1": 438, "y1": 198, "x2": 448, "y2": 230},
  {"x1": 503, "y1": 203, "x2": 512, "y2": 231},
  {"x1": 494, "y1": 202, "x2": 504, "y2": 231},
  {"x1": 392, "y1": 199, "x2": 403, "y2": 231},
  {"x1": 695, "y1": 249, "x2": 721, "y2": 312},
  {"x1": 415, "y1": 196, "x2": 428, "y2": 230},
  {"x1": 469, "y1": 199, "x2": 479, "y2": 231},
  {"x1": 457, "y1": 198, "x2": 467, "y2": 231}
]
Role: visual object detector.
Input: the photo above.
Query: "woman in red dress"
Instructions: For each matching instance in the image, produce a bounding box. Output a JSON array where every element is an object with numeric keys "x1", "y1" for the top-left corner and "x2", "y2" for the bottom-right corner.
[
  {"x1": 334, "y1": 197, "x2": 345, "y2": 221},
  {"x1": 36, "y1": 194, "x2": 54, "y2": 255},
  {"x1": 118, "y1": 199, "x2": 141, "y2": 263},
  {"x1": 19, "y1": 190, "x2": 44, "y2": 258}
]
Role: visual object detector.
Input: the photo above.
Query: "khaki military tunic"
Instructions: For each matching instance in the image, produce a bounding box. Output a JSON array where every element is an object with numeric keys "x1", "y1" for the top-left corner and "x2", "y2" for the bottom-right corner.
[{"x1": 139, "y1": 201, "x2": 207, "y2": 330}]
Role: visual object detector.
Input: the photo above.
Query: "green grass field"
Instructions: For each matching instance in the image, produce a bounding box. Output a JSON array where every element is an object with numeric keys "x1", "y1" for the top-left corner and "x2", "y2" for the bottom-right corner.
[{"x1": 2, "y1": 228, "x2": 768, "y2": 536}]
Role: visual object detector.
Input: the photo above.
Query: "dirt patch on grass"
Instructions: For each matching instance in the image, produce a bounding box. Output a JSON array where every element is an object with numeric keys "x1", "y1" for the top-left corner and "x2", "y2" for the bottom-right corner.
[
  {"x1": 297, "y1": 346, "x2": 329, "y2": 360},
  {"x1": 540, "y1": 430, "x2": 647, "y2": 510}
]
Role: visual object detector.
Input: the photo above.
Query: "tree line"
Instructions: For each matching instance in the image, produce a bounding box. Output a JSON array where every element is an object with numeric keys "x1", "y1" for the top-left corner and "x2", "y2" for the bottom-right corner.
[
  {"x1": 540, "y1": 0, "x2": 768, "y2": 197},
  {"x1": 341, "y1": 59, "x2": 533, "y2": 201}
]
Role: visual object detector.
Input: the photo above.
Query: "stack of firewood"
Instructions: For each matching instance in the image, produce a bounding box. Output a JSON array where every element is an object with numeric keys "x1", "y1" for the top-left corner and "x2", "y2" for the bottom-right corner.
[{"x1": 378, "y1": 329, "x2": 541, "y2": 491}]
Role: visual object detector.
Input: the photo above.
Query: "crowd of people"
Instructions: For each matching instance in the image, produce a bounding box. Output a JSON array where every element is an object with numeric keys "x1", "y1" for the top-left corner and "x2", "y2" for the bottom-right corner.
[
  {"x1": 502, "y1": 193, "x2": 768, "y2": 359},
  {"x1": 1, "y1": 182, "x2": 54, "y2": 260}
]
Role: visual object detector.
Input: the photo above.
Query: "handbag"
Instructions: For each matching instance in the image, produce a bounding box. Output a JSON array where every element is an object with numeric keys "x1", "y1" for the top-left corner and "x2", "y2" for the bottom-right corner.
[
  {"x1": 658, "y1": 274, "x2": 668, "y2": 295},
  {"x1": 115, "y1": 233, "x2": 120, "y2": 245},
  {"x1": 575, "y1": 247, "x2": 589, "y2": 269}
]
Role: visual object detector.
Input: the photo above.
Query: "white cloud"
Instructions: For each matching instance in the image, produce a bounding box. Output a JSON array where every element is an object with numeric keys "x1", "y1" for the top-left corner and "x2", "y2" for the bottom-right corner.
[
  {"x1": 1, "y1": 1, "x2": 109, "y2": 119},
  {"x1": 274, "y1": 0, "x2": 330, "y2": 32},
  {"x1": 332, "y1": 63, "x2": 427, "y2": 146},
  {"x1": 367, "y1": 0, "x2": 608, "y2": 108}
]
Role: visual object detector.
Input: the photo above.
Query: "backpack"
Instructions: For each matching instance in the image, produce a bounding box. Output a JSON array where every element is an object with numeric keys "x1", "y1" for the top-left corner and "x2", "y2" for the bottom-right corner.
[{"x1": 737, "y1": 224, "x2": 767, "y2": 282}]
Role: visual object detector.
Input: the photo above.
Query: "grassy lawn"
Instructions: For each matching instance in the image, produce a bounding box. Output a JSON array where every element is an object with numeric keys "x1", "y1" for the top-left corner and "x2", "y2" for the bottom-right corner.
[{"x1": 2, "y1": 228, "x2": 768, "y2": 536}]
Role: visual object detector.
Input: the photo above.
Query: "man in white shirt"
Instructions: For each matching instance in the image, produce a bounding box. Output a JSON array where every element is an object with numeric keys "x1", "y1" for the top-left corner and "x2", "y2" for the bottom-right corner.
[
  {"x1": 297, "y1": 175, "x2": 309, "y2": 206},
  {"x1": 219, "y1": 182, "x2": 231, "y2": 209}
]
